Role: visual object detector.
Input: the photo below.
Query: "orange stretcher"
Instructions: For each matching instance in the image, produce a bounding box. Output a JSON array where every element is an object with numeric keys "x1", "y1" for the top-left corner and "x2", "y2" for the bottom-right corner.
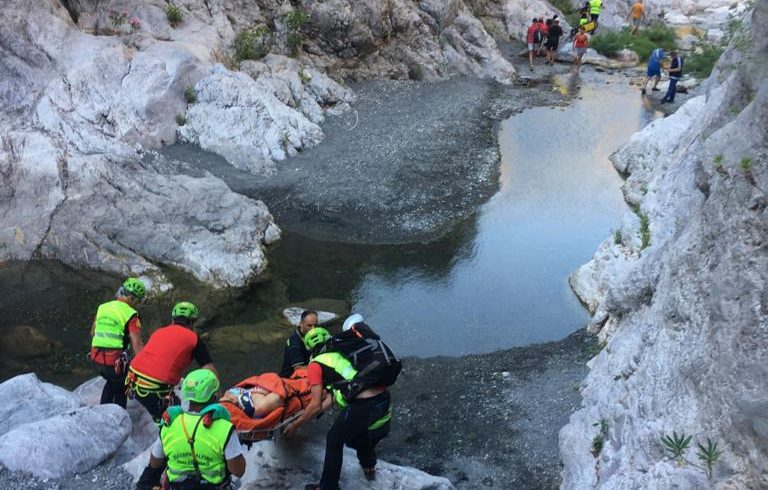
[{"x1": 220, "y1": 368, "x2": 313, "y2": 443}]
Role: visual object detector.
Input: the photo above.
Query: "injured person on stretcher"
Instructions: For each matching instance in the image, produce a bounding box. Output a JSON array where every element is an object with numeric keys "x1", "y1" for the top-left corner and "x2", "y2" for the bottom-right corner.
[{"x1": 219, "y1": 367, "x2": 332, "y2": 441}]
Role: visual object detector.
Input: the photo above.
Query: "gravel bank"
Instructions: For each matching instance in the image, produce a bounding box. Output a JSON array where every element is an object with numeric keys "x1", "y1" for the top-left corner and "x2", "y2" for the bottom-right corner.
[
  {"x1": 382, "y1": 330, "x2": 596, "y2": 489},
  {"x1": 167, "y1": 76, "x2": 566, "y2": 244}
]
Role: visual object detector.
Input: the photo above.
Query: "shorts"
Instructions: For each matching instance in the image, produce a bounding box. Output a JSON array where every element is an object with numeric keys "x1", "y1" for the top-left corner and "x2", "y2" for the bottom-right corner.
[
  {"x1": 528, "y1": 43, "x2": 535, "y2": 51},
  {"x1": 546, "y1": 40, "x2": 560, "y2": 51},
  {"x1": 632, "y1": 18, "x2": 641, "y2": 26},
  {"x1": 647, "y1": 65, "x2": 661, "y2": 77},
  {"x1": 575, "y1": 47, "x2": 587, "y2": 57}
]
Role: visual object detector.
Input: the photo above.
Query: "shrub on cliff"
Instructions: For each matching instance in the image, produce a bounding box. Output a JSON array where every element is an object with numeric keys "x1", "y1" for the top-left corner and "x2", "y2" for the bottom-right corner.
[
  {"x1": 235, "y1": 25, "x2": 272, "y2": 61},
  {"x1": 591, "y1": 24, "x2": 677, "y2": 60},
  {"x1": 165, "y1": 3, "x2": 183, "y2": 27}
]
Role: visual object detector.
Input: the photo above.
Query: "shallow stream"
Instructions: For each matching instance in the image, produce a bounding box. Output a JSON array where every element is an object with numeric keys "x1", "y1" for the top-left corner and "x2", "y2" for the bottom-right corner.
[{"x1": 0, "y1": 73, "x2": 660, "y2": 388}]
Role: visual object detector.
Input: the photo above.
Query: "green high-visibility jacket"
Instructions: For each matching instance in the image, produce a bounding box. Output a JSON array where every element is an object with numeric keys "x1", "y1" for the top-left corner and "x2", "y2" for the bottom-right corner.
[
  {"x1": 312, "y1": 352, "x2": 392, "y2": 430},
  {"x1": 91, "y1": 300, "x2": 137, "y2": 349},
  {"x1": 161, "y1": 409, "x2": 233, "y2": 485},
  {"x1": 589, "y1": 0, "x2": 602, "y2": 15}
]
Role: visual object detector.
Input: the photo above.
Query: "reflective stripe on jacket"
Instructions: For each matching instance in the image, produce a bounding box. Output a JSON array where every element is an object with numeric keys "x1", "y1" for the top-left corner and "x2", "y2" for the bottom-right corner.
[
  {"x1": 312, "y1": 352, "x2": 358, "y2": 407},
  {"x1": 92, "y1": 300, "x2": 136, "y2": 349}
]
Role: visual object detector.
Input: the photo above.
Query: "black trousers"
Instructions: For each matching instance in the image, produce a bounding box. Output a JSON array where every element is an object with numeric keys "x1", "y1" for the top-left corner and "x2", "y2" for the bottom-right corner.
[
  {"x1": 135, "y1": 391, "x2": 173, "y2": 423},
  {"x1": 320, "y1": 391, "x2": 391, "y2": 490},
  {"x1": 94, "y1": 363, "x2": 128, "y2": 408}
]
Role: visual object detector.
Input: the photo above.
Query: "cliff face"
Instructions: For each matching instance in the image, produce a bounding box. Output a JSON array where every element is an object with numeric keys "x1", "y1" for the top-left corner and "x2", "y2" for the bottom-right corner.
[
  {"x1": 0, "y1": 0, "x2": 516, "y2": 288},
  {"x1": 561, "y1": 3, "x2": 767, "y2": 489}
]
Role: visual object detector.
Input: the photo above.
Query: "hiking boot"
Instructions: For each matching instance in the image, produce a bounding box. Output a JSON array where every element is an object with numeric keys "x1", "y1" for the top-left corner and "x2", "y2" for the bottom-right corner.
[
  {"x1": 651, "y1": 87, "x2": 660, "y2": 91},
  {"x1": 641, "y1": 88, "x2": 646, "y2": 95},
  {"x1": 363, "y1": 467, "x2": 376, "y2": 481}
]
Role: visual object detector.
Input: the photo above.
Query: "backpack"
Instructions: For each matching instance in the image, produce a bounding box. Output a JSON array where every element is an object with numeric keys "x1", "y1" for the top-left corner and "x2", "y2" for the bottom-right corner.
[
  {"x1": 534, "y1": 27, "x2": 543, "y2": 43},
  {"x1": 326, "y1": 323, "x2": 402, "y2": 390}
]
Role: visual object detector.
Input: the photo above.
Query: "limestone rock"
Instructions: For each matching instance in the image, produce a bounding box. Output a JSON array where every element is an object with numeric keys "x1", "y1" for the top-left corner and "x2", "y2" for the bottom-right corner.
[
  {"x1": 123, "y1": 439, "x2": 454, "y2": 489},
  {"x1": 0, "y1": 373, "x2": 83, "y2": 437},
  {"x1": 561, "y1": 3, "x2": 768, "y2": 488},
  {"x1": 0, "y1": 405, "x2": 130, "y2": 478},
  {"x1": 590, "y1": 0, "x2": 750, "y2": 31},
  {"x1": 281, "y1": 307, "x2": 339, "y2": 327}
]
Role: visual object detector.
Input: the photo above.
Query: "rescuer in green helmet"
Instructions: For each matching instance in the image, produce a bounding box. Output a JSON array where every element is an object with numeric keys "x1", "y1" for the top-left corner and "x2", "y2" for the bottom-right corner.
[
  {"x1": 89, "y1": 277, "x2": 146, "y2": 408},
  {"x1": 136, "y1": 369, "x2": 246, "y2": 490}
]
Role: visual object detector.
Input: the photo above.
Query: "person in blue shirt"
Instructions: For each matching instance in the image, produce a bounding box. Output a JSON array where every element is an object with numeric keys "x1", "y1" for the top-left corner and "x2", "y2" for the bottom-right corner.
[
  {"x1": 641, "y1": 48, "x2": 664, "y2": 95},
  {"x1": 661, "y1": 50, "x2": 684, "y2": 104}
]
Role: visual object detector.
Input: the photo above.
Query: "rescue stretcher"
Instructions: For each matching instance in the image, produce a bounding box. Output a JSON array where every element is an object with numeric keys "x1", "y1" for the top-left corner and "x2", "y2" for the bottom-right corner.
[{"x1": 220, "y1": 369, "x2": 314, "y2": 444}]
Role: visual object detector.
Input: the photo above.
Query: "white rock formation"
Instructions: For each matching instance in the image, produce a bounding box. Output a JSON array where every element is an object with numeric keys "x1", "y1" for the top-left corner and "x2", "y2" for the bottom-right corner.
[
  {"x1": 282, "y1": 307, "x2": 339, "y2": 327},
  {"x1": 583, "y1": 0, "x2": 751, "y2": 31},
  {"x1": 0, "y1": 404, "x2": 130, "y2": 478},
  {"x1": 124, "y1": 438, "x2": 454, "y2": 489},
  {"x1": 561, "y1": 3, "x2": 768, "y2": 489},
  {"x1": 0, "y1": 373, "x2": 82, "y2": 437}
]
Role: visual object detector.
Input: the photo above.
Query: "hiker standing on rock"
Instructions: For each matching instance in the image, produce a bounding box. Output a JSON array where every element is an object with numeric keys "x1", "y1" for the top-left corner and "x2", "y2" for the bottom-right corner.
[
  {"x1": 546, "y1": 18, "x2": 564, "y2": 65},
  {"x1": 128, "y1": 302, "x2": 219, "y2": 423},
  {"x1": 572, "y1": 26, "x2": 590, "y2": 74},
  {"x1": 661, "y1": 49, "x2": 684, "y2": 104},
  {"x1": 279, "y1": 309, "x2": 318, "y2": 377},
  {"x1": 89, "y1": 277, "x2": 146, "y2": 408},
  {"x1": 628, "y1": 0, "x2": 645, "y2": 35},
  {"x1": 527, "y1": 18, "x2": 543, "y2": 70},
  {"x1": 641, "y1": 47, "x2": 665, "y2": 94},
  {"x1": 135, "y1": 369, "x2": 246, "y2": 490},
  {"x1": 286, "y1": 314, "x2": 400, "y2": 490}
]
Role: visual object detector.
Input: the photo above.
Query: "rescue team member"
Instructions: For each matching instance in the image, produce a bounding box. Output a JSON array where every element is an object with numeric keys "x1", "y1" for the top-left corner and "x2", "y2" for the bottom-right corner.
[
  {"x1": 589, "y1": 0, "x2": 602, "y2": 30},
  {"x1": 279, "y1": 309, "x2": 318, "y2": 377},
  {"x1": 128, "y1": 302, "x2": 218, "y2": 422},
  {"x1": 90, "y1": 277, "x2": 146, "y2": 408},
  {"x1": 285, "y1": 328, "x2": 392, "y2": 490},
  {"x1": 136, "y1": 369, "x2": 246, "y2": 490}
]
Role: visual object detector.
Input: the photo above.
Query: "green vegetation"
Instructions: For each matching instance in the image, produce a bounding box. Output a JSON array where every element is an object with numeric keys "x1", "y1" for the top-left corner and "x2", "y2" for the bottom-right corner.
[
  {"x1": 696, "y1": 438, "x2": 723, "y2": 479},
  {"x1": 661, "y1": 432, "x2": 692, "y2": 464},
  {"x1": 591, "y1": 419, "x2": 610, "y2": 457},
  {"x1": 686, "y1": 42, "x2": 725, "y2": 78},
  {"x1": 234, "y1": 25, "x2": 272, "y2": 61},
  {"x1": 639, "y1": 211, "x2": 650, "y2": 250},
  {"x1": 740, "y1": 156, "x2": 753, "y2": 171},
  {"x1": 713, "y1": 154, "x2": 727, "y2": 174},
  {"x1": 184, "y1": 86, "x2": 197, "y2": 104},
  {"x1": 175, "y1": 114, "x2": 187, "y2": 126},
  {"x1": 591, "y1": 24, "x2": 677, "y2": 60},
  {"x1": 408, "y1": 64, "x2": 425, "y2": 81},
  {"x1": 108, "y1": 10, "x2": 127, "y2": 28},
  {"x1": 284, "y1": 9, "x2": 309, "y2": 57},
  {"x1": 165, "y1": 3, "x2": 184, "y2": 27},
  {"x1": 613, "y1": 229, "x2": 622, "y2": 245}
]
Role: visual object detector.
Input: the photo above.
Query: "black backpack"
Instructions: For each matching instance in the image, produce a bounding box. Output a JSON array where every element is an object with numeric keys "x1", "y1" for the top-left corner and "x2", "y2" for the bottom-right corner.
[
  {"x1": 326, "y1": 323, "x2": 402, "y2": 391},
  {"x1": 534, "y1": 27, "x2": 543, "y2": 43}
]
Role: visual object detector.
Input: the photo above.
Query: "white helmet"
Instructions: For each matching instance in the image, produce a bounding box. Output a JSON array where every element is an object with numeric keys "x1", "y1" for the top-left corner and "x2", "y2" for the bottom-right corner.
[{"x1": 342, "y1": 313, "x2": 365, "y2": 331}]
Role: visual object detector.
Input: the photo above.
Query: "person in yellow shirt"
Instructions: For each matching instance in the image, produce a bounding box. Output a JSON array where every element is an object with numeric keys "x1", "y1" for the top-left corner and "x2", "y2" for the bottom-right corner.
[{"x1": 628, "y1": 1, "x2": 645, "y2": 35}]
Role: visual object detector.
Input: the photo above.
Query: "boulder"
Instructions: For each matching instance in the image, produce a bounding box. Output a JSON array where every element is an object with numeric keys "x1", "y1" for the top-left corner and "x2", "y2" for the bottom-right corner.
[
  {"x1": 74, "y1": 377, "x2": 158, "y2": 464},
  {"x1": 0, "y1": 325, "x2": 60, "y2": 359},
  {"x1": 123, "y1": 439, "x2": 454, "y2": 489},
  {"x1": 614, "y1": 48, "x2": 639, "y2": 65},
  {"x1": 0, "y1": 404, "x2": 130, "y2": 478},
  {"x1": 281, "y1": 307, "x2": 339, "y2": 327},
  {"x1": 0, "y1": 373, "x2": 82, "y2": 437},
  {"x1": 208, "y1": 321, "x2": 287, "y2": 353}
]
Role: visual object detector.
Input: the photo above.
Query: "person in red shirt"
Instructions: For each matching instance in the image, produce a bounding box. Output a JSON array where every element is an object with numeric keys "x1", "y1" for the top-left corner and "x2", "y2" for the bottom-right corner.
[
  {"x1": 526, "y1": 18, "x2": 541, "y2": 70},
  {"x1": 128, "y1": 301, "x2": 218, "y2": 422},
  {"x1": 537, "y1": 17, "x2": 549, "y2": 55},
  {"x1": 572, "y1": 26, "x2": 590, "y2": 73},
  {"x1": 89, "y1": 278, "x2": 146, "y2": 408},
  {"x1": 285, "y1": 327, "x2": 391, "y2": 490}
]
